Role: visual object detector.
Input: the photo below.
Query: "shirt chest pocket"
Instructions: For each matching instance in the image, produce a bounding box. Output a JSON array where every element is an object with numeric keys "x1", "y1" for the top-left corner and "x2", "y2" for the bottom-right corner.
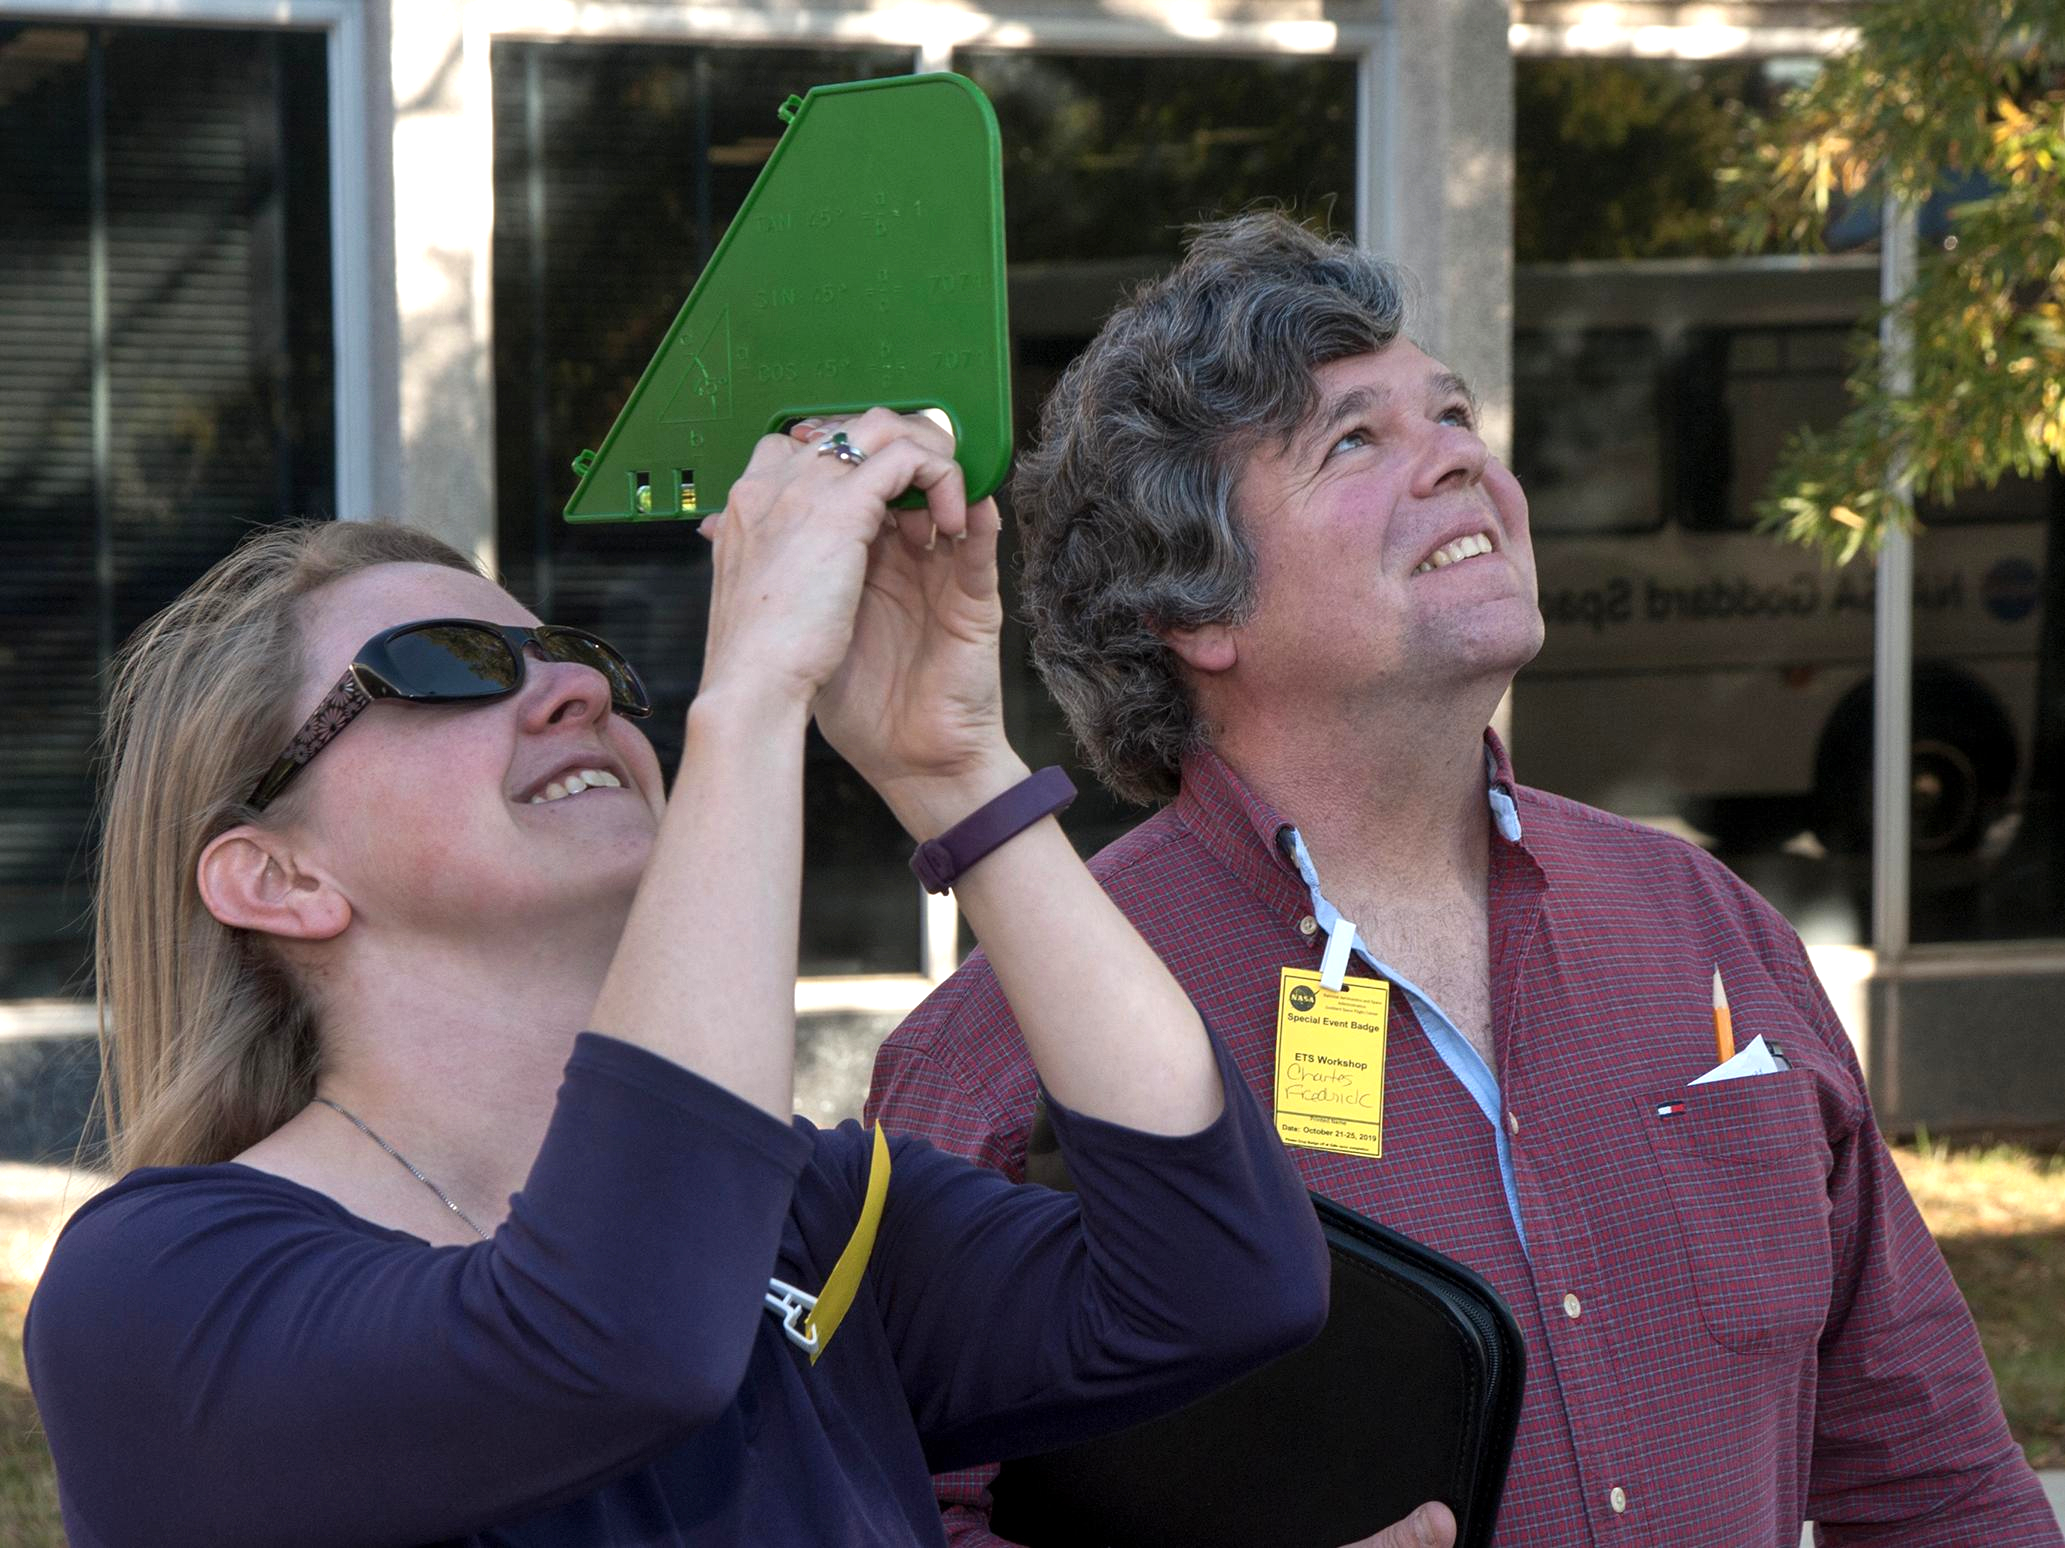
[{"x1": 1640, "y1": 1073, "x2": 1834, "y2": 1357}]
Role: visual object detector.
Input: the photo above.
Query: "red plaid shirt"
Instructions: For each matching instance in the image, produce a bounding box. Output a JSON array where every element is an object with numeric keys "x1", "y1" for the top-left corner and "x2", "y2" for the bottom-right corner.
[{"x1": 866, "y1": 741, "x2": 2060, "y2": 1547}]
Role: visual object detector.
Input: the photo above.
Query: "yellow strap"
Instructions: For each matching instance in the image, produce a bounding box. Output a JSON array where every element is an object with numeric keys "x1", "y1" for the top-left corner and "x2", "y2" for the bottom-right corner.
[{"x1": 803, "y1": 1121, "x2": 891, "y2": 1364}]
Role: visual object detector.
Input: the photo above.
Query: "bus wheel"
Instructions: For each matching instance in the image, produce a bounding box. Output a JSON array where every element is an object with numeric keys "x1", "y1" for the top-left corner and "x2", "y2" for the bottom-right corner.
[
  {"x1": 1812, "y1": 691, "x2": 2013, "y2": 857},
  {"x1": 1910, "y1": 735, "x2": 1986, "y2": 854}
]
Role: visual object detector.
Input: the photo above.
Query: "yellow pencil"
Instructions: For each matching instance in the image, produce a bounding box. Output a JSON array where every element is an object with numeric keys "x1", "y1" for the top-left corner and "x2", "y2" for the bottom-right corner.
[{"x1": 1712, "y1": 966, "x2": 1736, "y2": 1064}]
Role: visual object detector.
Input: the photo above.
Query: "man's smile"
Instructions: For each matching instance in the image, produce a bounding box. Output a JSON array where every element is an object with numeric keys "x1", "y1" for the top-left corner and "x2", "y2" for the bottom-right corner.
[{"x1": 1412, "y1": 530, "x2": 1498, "y2": 576}]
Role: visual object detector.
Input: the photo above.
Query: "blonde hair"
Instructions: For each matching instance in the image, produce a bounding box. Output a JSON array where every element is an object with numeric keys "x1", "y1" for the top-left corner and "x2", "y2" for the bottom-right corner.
[{"x1": 94, "y1": 521, "x2": 483, "y2": 1172}]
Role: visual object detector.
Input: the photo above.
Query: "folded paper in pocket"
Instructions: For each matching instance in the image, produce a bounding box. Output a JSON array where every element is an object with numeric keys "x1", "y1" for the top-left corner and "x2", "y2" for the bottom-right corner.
[{"x1": 1690, "y1": 1033, "x2": 1782, "y2": 1086}]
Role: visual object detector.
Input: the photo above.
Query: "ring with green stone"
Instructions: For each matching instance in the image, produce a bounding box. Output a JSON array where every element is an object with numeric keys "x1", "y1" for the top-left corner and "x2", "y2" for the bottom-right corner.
[{"x1": 814, "y1": 431, "x2": 868, "y2": 467}]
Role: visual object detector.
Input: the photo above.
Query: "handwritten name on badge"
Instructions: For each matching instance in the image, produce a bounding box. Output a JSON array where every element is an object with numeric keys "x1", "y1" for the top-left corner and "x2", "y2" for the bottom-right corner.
[{"x1": 1273, "y1": 967, "x2": 1389, "y2": 1159}]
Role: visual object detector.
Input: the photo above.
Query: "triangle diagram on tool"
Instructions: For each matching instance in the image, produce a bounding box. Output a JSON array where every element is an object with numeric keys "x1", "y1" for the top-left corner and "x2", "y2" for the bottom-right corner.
[{"x1": 659, "y1": 307, "x2": 732, "y2": 424}]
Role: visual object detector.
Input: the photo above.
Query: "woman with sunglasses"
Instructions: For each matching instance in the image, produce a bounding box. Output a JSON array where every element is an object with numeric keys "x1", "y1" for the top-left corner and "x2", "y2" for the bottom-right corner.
[{"x1": 23, "y1": 410, "x2": 1351, "y2": 1548}]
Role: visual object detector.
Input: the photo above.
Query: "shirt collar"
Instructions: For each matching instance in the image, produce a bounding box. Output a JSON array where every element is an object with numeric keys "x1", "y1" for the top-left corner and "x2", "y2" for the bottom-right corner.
[
  {"x1": 1484, "y1": 724, "x2": 1518, "y2": 796},
  {"x1": 1171, "y1": 729, "x2": 1526, "y2": 912},
  {"x1": 1171, "y1": 745, "x2": 1309, "y2": 919},
  {"x1": 1484, "y1": 727, "x2": 1524, "y2": 843}
]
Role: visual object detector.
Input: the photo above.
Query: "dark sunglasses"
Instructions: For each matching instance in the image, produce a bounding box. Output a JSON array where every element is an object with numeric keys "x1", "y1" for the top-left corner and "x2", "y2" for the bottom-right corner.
[{"x1": 250, "y1": 618, "x2": 653, "y2": 811}]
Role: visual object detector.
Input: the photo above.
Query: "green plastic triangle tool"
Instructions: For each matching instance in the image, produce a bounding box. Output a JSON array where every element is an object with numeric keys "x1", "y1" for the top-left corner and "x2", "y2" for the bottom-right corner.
[{"x1": 565, "y1": 72, "x2": 1011, "y2": 524}]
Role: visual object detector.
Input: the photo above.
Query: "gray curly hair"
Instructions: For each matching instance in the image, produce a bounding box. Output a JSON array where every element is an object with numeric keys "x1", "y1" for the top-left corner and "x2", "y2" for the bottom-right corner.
[{"x1": 1013, "y1": 212, "x2": 1410, "y2": 805}]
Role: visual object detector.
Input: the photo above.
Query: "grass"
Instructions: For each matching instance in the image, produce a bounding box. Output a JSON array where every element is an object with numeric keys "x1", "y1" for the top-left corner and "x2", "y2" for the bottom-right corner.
[
  {"x1": 0, "y1": 1144, "x2": 2058, "y2": 1537},
  {"x1": 1891, "y1": 1139, "x2": 2065, "y2": 1469},
  {"x1": 0, "y1": 1168, "x2": 86, "y2": 1548},
  {"x1": 1, "y1": 1281, "x2": 64, "y2": 1548}
]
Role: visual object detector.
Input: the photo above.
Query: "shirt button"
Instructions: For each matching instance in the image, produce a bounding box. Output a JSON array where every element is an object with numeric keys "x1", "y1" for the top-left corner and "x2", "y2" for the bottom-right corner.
[
  {"x1": 1562, "y1": 1292, "x2": 1582, "y2": 1320},
  {"x1": 1609, "y1": 1486, "x2": 1628, "y2": 1514},
  {"x1": 1505, "y1": 1110, "x2": 1520, "y2": 1137},
  {"x1": 1297, "y1": 915, "x2": 1319, "y2": 939}
]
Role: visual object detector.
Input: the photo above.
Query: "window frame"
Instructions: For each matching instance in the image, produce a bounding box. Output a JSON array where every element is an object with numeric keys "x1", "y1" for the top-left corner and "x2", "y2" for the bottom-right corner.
[
  {"x1": 0, "y1": 1, "x2": 366, "y2": 1035},
  {"x1": 9, "y1": 1, "x2": 374, "y2": 521}
]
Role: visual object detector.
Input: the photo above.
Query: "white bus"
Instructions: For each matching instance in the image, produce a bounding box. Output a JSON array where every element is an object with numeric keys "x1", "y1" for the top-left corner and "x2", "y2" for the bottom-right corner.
[{"x1": 1511, "y1": 256, "x2": 2053, "y2": 858}]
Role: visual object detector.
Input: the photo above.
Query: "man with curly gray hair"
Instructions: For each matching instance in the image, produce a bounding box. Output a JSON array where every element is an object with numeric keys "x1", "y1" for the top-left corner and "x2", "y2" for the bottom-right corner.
[
  {"x1": 870, "y1": 212, "x2": 2058, "y2": 1548},
  {"x1": 1010, "y1": 212, "x2": 1517, "y2": 809}
]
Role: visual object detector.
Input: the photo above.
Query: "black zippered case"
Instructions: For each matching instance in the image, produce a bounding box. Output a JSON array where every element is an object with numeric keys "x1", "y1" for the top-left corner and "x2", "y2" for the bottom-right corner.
[{"x1": 988, "y1": 1192, "x2": 1526, "y2": 1548}]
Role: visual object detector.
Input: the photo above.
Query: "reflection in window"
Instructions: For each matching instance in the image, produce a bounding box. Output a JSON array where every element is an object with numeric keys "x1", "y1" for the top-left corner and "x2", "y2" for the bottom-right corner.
[
  {"x1": 1919, "y1": 469, "x2": 2057, "y2": 526},
  {"x1": 1512, "y1": 245, "x2": 2065, "y2": 948},
  {"x1": 1512, "y1": 264, "x2": 1878, "y2": 944},
  {"x1": 1710, "y1": 326, "x2": 1854, "y2": 530},
  {"x1": 1515, "y1": 56, "x2": 1819, "y2": 263},
  {"x1": 491, "y1": 41, "x2": 917, "y2": 975},
  {"x1": 958, "y1": 49, "x2": 1359, "y2": 862},
  {"x1": 1503, "y1": 56, "x2": 2065, "y2": 953},
  {"x1": 1513, "y1": 328, "x2": 1664, "y2": 536},
  {"x1": 0, "y1": 23, "x2": 334, "y2": 997},
  {"x1": 960, "y1": 51, "x2": 1357, "y2": 268},
  {"x1": 1908, "y1": 480, "x2": 2064, "y2": 942}
]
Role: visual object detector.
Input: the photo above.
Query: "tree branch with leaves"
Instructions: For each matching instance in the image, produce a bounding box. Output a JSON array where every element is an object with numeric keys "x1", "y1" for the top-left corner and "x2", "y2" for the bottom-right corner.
[{"x1": 1720, "y1": 0, "x2": 2065, "y2": 562}]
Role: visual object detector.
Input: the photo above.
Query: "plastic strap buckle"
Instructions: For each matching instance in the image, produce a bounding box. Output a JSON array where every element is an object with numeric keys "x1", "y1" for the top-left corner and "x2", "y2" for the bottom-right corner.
[{"x1": 764, "y1": 1277, "x2": 820, "y2": 1356}]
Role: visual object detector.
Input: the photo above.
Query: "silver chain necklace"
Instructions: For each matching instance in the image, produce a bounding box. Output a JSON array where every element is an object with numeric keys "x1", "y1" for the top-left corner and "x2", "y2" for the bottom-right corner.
[{"x1": 313, "y1": 1097, "x2": 490, "y2": 1242}]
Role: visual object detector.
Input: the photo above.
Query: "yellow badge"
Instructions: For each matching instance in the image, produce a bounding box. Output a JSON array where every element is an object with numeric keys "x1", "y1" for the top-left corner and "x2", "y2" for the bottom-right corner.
[{"x1": 1273, "y1": 967, "x2": 1389, "y2": 1158}]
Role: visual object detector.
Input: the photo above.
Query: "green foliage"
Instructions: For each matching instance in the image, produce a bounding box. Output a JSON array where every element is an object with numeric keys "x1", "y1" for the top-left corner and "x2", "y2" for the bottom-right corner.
[
  {"x1": 1516, "y1": 57, "x2": 1795, "y2": 262},
  {"x1": 1723, "y1": 0, "x2": 2065, "y2": 560}
]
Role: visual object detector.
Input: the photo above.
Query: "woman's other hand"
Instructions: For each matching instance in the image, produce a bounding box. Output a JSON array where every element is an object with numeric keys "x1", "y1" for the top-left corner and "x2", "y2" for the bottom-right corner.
[
  {"x1": 696, "y1": 408, "x2": 971, "y2": 716},
  {"x1": 789, "y1": 415, "x2": 1026, "y2": 839},
  {"x1": 1340, "y1": 1502, "x2": 1457, "y2": 1548}
]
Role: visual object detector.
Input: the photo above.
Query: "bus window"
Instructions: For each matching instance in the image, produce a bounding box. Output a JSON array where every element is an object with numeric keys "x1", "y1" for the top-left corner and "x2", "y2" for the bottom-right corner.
[
  {"x1": 1512, "y1": 326, "x2": 1665, "y2": 535},
  {"x1": 1918, "y1": 468, "x2": 2061, "y2": 526},
  {"x1": 1675, "y1": 324, "x2": 1855, "y2": 532}
]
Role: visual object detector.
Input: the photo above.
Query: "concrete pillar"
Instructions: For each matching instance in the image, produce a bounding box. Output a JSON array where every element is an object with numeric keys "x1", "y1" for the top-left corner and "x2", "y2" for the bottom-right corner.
[
  {"x1": 356, "y1": 0, "x2": 498, "y2": 571},
  {"x1": 1377, "y1": 0, "x2": 1515, "y2": 461}
]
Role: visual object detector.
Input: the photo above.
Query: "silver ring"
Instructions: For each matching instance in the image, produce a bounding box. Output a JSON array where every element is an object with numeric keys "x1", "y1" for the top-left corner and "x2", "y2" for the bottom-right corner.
[{"x1": 815, "y1": 431, "x2": 868, "y2": 467}]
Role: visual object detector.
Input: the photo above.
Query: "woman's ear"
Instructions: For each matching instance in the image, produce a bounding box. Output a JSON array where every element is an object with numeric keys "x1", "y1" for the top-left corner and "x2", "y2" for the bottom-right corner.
[
  {"x1": 1162, "y1": 622, "x2": 1237, "y2": 676},
  {"x1": 197, "y1": 827, "x2": 351, "y2": 942}
]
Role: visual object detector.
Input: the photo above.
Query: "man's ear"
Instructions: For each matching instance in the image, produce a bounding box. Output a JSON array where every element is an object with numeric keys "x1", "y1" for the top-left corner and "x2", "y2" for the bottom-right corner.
[
  {"x1": 196, "y1": 827, "x2": 351, "y2": 942},
  {"x1": 1162, "y1": 622, "x2": 1238, "y2": 676}
]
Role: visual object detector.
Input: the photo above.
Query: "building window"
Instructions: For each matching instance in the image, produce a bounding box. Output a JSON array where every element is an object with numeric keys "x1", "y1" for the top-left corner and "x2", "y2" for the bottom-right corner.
[
  {"x1": 1510, "y1": 56, "x2": 1877, "y2": 944},
  {"x1": 0, "y1": 22, "x2": 334, "y2": 999},
  {"x1": 1513, "y1": 55, "x2": 1813, "y2": 264},
  {"x1": 490, "y1": 41, "x2": 918, "y2": 976},
  {"x1": 960, "y1": 50, "x2": 1357, "y2": 267}
]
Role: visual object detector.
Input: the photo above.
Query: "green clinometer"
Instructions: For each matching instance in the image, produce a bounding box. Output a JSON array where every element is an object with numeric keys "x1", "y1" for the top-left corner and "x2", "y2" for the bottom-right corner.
[{"x1": 564, "y1": 73, "x2": 1013, "y2": 524}]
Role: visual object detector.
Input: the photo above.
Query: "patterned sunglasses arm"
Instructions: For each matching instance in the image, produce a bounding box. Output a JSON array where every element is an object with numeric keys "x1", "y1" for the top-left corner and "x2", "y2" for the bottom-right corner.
[{"x1": 249, "y1": 670, "x2": 373, "y2": 811}]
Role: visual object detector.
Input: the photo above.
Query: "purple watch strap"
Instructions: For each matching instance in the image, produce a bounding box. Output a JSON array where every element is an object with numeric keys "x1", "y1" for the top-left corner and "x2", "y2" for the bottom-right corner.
[{"x1": 909, "y1": 766, "x2": 1078, "y2": 894}]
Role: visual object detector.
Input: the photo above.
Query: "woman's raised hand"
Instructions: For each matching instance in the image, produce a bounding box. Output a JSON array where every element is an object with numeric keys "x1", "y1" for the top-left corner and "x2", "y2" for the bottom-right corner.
[
  {"x1": 706, "y1": 408, "x2": 1024, "y2": 838},
  {"x1": 696, "y1": 407, "x2": 973, "y2": 718},
  {"x1": 811, "y1": 455, "x2": 1026, "y2": 836}
]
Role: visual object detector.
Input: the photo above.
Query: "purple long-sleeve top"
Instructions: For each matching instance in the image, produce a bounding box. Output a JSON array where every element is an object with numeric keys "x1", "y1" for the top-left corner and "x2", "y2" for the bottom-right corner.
[{"x1": 26, "y1": 1030, "x2": 1326, "y2": 1547}]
